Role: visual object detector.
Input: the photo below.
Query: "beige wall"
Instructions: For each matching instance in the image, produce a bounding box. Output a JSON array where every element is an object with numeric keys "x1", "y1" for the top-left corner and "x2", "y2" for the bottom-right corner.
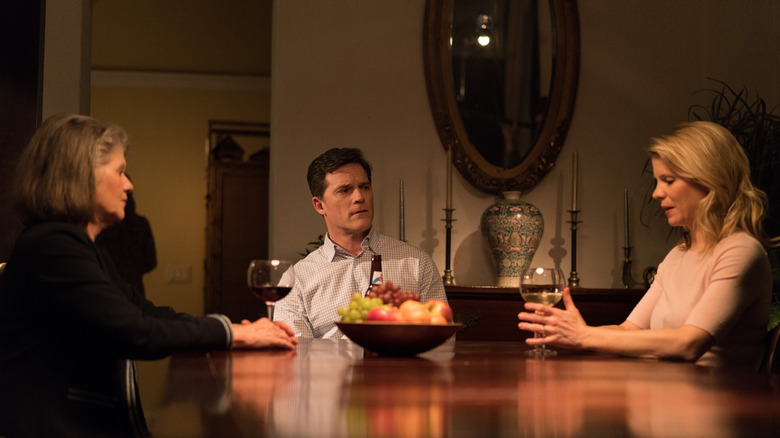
[{"x1": 272, "y1": 0, "x2": 780, "y2": 289}]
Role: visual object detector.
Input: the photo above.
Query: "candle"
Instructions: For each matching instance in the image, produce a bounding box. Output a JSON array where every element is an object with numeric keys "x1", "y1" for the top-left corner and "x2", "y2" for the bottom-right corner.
[
  {"x1": 399, "y1": 180, "x2": 405, "y2": 241},
  {"x1": 446, "y1": 147, "x2": 453, "y2": 210},
  {"x1": 624, "y1": 189, "x2": 630, "y2": 247},
  {"x1": 571, "y1": 151, "x2": 578, "y2": 211}
]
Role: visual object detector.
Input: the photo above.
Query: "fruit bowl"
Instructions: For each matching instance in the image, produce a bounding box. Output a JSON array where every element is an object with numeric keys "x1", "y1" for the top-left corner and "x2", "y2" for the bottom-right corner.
[{"x1": 336, "y1": 322, "x2": 462, "y2": 356}]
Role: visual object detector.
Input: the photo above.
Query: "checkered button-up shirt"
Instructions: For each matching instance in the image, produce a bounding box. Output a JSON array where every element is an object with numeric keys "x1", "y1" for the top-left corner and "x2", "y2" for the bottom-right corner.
[{"x1": 274, "y1": 228, "x2": 447, "y2": 338}]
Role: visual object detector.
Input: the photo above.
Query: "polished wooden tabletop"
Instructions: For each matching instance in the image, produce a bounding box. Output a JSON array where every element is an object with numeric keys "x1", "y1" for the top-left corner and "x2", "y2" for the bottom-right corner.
[{"x1": 146, "y1": 338, "x2": 780, "y2": 437}]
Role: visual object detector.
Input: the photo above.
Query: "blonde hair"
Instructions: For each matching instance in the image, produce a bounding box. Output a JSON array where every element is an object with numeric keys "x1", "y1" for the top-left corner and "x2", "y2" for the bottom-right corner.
[
  {"x1": 649, "y1": 121, "x2": 777, "y2": 251},
  {"x1": 14, "y1": 114, "x2": 128, "y2": 226}
]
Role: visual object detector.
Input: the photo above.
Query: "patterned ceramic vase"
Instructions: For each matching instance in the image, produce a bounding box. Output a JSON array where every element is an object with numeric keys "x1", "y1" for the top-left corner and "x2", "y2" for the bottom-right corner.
[{"x1": 480, "y1": 191, "x2": 544, "y2": 287}]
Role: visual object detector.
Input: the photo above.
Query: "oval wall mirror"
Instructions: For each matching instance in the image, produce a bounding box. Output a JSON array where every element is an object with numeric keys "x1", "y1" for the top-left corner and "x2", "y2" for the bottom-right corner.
[{"x1": 424, "y1": 0, "x2": 580, "y2": 194}]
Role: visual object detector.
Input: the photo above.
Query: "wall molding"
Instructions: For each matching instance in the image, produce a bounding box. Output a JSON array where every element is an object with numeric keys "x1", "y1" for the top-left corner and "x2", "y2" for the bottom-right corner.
[{"x1": 91, "y1": 70, "x2": 270, "y2": 92}]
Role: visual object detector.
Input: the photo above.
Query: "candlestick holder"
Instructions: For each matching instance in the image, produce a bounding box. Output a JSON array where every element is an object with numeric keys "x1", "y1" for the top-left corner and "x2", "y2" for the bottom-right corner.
[
  {"x1": 442, "y1": 208, "x2": 456, "y2": 285},
  {"x1": 567, "y1": 210, "x2": 581, "y2": 287},
  {"x1": 399, "y1": 179, "x2": 406, "y2": 242},
  {"x1": 621, "y1": 246, "x2": 642, "y2": 288}
]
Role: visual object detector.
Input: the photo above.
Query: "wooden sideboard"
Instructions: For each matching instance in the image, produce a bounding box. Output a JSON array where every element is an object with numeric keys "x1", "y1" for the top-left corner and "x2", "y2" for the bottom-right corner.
[{"x1": 445, "y1": 286, "x2": 646, "y2": 342}]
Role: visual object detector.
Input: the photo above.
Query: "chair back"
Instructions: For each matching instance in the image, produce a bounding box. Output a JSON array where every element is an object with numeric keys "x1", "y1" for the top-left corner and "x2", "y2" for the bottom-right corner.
[{"x1": 760, "y1": 323, "x2": 780, "y2": 374}]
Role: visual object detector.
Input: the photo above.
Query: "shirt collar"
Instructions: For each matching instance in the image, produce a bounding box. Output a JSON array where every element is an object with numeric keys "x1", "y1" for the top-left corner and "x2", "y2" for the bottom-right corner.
[{"x1": 323, "y1": 227, "x2": 378, "y2": 261}]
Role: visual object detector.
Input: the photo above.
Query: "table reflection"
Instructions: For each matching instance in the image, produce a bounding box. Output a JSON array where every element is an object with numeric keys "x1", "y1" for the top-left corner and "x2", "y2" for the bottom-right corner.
[
  {"x1": 624, "y1": 365, "x2": 775, "y2": 437},
  {"x1": 518, "y1": 357, "x2": 777, "y2": 438},
  {"x1": 341, "y1": 356, "x2": 454, "y2": 437},
  {"x1": 154, "y1": 340, "x2": 778, "y2": 438},
  {"x1": 518, "y1": 358, "x2": 588, "y2": 437},
  {"x1": 270, "y1": 339, "x2": 361, "y2": 437},
  {"x1": 230, "y1": 349, "x2": 296, "y2": 434}
]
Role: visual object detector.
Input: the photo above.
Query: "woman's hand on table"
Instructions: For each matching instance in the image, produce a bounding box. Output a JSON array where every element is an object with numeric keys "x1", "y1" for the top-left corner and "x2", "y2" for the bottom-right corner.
[
  {"x1": 518, "y1": 288, "x2": 714, "y2": 361},
  {"x1": 517, "y1": 287, "x2": 588, "y2": 349},
  {"x1": 231, "y1": 318, "x2": 298, "y2": 350}
]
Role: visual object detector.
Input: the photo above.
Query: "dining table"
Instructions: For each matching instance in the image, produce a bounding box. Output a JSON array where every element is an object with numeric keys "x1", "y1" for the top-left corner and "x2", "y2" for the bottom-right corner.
[{"x1": 144, "y1": 338, "x2": 780, "y2": 437}]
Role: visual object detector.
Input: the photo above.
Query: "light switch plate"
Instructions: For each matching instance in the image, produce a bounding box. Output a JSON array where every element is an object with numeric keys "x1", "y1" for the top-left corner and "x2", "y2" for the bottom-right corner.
[{"x1": 166, "y1": 264, "x2": 192, "y2": 284}]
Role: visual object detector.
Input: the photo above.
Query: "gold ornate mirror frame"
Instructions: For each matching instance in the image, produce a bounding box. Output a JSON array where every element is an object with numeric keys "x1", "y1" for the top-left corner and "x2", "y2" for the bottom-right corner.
[{"x1": 424, "y1": 0, "x2": 580, "y2": 195}]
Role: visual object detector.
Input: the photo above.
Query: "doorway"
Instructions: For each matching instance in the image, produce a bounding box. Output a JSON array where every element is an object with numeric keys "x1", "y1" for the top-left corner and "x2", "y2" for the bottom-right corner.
[{"x1": 204, "y1": 121, "x2": 270, "y2": 321}]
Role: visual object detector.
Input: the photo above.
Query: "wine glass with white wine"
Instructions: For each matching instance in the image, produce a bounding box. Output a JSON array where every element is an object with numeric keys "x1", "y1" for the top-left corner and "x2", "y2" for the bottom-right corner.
[{"x1": 520, "y1": 267, "x2": 565, "y2": 357}]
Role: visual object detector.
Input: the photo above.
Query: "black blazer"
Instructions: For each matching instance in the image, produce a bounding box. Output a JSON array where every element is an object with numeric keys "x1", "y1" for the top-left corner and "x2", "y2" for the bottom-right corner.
[{"x1": 0, "y1": 222, "x2": 231, "y2": 437}]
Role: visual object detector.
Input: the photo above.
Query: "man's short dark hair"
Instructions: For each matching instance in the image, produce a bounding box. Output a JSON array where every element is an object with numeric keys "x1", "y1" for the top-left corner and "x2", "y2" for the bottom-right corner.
[{"x1": 307, "y1": 148, "x2": 372, "y2": 197}]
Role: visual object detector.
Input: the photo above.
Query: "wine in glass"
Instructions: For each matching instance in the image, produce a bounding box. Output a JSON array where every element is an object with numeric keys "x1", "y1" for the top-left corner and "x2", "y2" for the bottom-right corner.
[
  {"x1": 247, "y1": 259, "x2": 294, "y2": 321},
  {"x1": 520, "y1": 266, "x2": 565, "y2": 357}
]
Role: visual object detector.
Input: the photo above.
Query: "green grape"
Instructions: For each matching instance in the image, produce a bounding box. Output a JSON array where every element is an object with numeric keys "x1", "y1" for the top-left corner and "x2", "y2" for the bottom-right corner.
[
  {"x1": 340, "y1": 291, "x2": 390, "y2": 322},
  {"x1": 348, "y1": 308, "x2": 361, "y2": 321}
]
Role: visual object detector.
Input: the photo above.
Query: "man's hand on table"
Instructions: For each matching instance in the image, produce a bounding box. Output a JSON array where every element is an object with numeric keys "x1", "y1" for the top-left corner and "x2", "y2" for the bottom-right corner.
[{"x1": 231, "y1": 318, "x2": 298, "y2": 350}]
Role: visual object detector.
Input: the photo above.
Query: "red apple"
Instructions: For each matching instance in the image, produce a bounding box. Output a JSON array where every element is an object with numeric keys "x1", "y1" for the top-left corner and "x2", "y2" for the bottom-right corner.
[
  {"x1": 366, "y1": 306, "x2": 402, "y2": 322},
  {"x1": 426, "y1": 299, "x2": 453, "y2": 324}
]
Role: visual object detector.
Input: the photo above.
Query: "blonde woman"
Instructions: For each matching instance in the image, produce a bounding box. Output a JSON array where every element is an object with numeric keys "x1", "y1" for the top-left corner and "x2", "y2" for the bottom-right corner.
[{"x1": 519, "y1": 121, "x2": 776, "y2": 369}]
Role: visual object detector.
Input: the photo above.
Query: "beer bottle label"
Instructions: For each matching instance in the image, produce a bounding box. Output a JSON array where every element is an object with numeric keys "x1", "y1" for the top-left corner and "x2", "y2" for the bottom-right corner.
[{"x1": 370, "y1": 270, "x2": 384, "y2": 287}]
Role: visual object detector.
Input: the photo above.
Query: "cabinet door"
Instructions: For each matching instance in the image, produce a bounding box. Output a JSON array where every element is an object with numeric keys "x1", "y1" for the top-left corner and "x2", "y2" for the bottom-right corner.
[{"x1": 205, "y1": 155, "x2": 269, "y2": 321}]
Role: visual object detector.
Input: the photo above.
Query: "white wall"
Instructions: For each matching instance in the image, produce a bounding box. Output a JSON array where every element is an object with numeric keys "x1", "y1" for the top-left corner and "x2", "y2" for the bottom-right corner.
[{"x1": 271, "y1": 0, "x2": 780, "y2": 288}]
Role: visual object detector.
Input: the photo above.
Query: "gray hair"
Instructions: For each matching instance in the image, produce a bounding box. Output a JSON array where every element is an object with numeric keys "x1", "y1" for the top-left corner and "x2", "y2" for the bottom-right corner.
[{"x1": 14, "y1": 113, "x2": 128, "y2": 226}]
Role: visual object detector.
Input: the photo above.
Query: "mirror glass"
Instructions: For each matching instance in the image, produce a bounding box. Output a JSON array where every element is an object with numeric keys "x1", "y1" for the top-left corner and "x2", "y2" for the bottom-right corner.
[
  {"x1": 451, "y1": 0, "x2": 553, "y2": 169},
  {"x1": 424, "y1": 0, "x2": 580, "y2": 194}
]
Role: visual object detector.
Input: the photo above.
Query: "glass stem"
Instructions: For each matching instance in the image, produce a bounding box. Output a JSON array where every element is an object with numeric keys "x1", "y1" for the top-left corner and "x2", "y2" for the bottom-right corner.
[
  {"x1": 536, "y1": 310, "x2": 544, "y2": 350},
  {"x1": 266, "y1": 302, "x2": 275, "y2": 321}
]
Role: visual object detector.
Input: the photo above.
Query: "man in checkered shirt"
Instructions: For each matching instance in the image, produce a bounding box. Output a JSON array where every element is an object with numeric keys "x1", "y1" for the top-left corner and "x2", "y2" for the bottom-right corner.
[{"x1": 275, "y1": 148, "x2": 448, "y2": 338}]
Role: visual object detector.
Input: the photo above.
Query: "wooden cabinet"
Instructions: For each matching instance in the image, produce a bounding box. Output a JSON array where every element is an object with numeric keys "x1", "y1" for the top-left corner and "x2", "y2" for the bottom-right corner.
[
  {"x1": 446, "y1": 286, "x2": 646, "y2": 341},
  {"x1": 204, "y1": 125, "x2": 270, "y2": 321}
]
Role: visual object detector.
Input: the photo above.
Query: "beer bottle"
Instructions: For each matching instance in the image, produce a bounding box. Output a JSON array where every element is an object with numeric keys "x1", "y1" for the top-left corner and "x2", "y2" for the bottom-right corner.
[{"x1": 366, "y1": 254, "x2": 383, "y2": 294}]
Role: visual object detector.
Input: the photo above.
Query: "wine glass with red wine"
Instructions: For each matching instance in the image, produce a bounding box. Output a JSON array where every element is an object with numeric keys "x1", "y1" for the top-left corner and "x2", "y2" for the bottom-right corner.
[{"x1": 247, "y1": 259, "x2": 294, "y2": 321}]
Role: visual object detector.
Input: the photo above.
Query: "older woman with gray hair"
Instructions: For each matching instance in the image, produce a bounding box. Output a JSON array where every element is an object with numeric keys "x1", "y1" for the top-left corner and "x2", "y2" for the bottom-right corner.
[{"x1": 0, "y1": 114, "x2": 296, "y2": 437}]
